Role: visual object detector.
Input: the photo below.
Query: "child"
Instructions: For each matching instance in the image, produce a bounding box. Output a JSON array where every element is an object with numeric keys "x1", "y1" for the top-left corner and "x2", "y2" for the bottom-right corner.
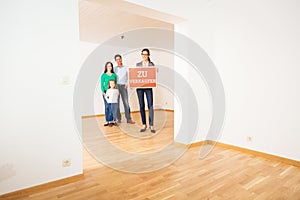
[{"x1": 105, "y1": 79, "x2": 119, "y2": 126}]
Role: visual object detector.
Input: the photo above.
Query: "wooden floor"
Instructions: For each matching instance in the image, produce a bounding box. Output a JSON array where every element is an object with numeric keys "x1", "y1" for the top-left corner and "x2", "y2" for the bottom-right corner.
[{"x1": 1, "y1": 112, "x2": 300, "y2": 199}]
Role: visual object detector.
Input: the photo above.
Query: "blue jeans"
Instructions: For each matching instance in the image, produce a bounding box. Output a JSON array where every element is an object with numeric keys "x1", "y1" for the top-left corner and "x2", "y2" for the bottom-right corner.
[
  {"x1": 137, "y1": 88, "x2": 154, "y2": 126},
  {"x1": 108, "y1": 103, "x2": 118, "y2": 121},
  {"x1": 117, "y1": 84, "x2": 132, "y2": 122},
  {"x1": 103, "y1": 95, "x2": 112, "y2": 122}
]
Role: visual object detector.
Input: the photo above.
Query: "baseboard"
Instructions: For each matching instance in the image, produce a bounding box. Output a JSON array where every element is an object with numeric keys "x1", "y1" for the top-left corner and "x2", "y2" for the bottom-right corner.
[
  {"x1": 0, "y1": 174, "x2": 84, "y2": 198},
  {"x1": 82, "y1": 114, "x2": 104, "y2": 119},
  {"x1": 189, "y1": 140, "x2": 300, "y2": 167},
  {"x1": 81, "y1": 109, "x2": 174, "y2": 119}
]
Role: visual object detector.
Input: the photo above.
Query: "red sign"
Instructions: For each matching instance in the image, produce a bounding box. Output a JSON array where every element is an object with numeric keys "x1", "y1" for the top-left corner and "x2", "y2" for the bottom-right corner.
[{"x1": 128, "y1": 67, "x2": 157, "y2": 88}]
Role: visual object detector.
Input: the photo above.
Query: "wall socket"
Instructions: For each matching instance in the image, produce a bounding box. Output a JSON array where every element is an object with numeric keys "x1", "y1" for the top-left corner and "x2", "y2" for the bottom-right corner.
[
  {"x1": 60, "y1": 76, "x2": 71, "y2": 85},
  {"x1": 246, "y1": 136, "x2": 253, "y2": 142},
  {"x1": 62, "y1": 159, "x2": 71, "y2": 167}
]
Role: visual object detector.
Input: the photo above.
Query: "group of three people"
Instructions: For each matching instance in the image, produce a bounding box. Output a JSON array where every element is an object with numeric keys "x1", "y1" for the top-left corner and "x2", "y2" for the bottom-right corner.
[{"x1": 101, "y1": 48, "x2": 156, "y2": 133}]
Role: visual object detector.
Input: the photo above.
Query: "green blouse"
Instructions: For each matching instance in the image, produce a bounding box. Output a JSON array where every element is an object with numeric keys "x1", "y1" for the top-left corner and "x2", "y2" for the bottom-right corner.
[{"x1": 100, "y1": 73, "x2": 117, "y2": 94}]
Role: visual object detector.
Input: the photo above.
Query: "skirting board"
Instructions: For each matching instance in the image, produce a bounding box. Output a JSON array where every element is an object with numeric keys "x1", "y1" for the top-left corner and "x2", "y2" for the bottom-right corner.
[
  {"x1": 189, "y1": 140, "x2": 300, "y2": 167},
  {"x1": 0, "y1": 174, "x2": 84, "y2": 198},
  {"x1": 82, "y1": 109, "x2": 174, "y2": 119}
]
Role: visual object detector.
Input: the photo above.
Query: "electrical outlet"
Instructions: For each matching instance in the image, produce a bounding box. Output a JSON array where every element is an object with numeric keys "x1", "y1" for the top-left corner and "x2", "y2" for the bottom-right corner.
[
  {"x1": 60, "y1": 76, "x2": 71, "y2": 85},
  {"x1": 246, "y1": 136, "x2": 253, "y2": 142},
  {"x1": 62, "y1": 159, "x2": 71, "y2": 167}
]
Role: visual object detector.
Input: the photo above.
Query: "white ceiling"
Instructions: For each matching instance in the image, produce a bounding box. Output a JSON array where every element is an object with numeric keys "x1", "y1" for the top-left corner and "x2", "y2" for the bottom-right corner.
[
  {"x1": 79, "y1": 0, "x2": 184, "y2": 43},
  {"x1": 125, "y1": 0, "x2": 211, "y2": 19}
]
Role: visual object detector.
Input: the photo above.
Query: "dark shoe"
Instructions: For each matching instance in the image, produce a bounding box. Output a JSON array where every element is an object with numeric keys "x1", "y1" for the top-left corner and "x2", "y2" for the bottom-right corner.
[
  {"x1": 127, "y1": 120, "x2": 135, "y2": 124},
  {"x1": 104, "y1": 122, "x2": 109, "y2": 126},
  {"x1": 109, "y1": 123, "x2": 113, "y2": 127},
  {"x1": 150, "y1": 127, "x2": 156, "y2": 133},
  {"x1": 114, "y1": 122, "x2": 118, "y2": 126},
  {"x1": 140, "y1": 125, "x2": 147, "y2": 132}
]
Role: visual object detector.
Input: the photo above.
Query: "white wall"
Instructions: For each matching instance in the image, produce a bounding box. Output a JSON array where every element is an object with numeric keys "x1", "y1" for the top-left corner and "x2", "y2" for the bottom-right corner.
[
  {"x1": 0, "y1": 0, "x2": 82, "y2": 195},
  {"x1": 127, "y1": 0, "x2": 300, "y2": 161}
]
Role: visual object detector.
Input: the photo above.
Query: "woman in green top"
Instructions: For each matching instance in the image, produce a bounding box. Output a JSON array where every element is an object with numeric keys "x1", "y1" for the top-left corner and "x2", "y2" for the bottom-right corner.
[{"x1": 101, "y1": 61, "x2": 117, "y2": 126}]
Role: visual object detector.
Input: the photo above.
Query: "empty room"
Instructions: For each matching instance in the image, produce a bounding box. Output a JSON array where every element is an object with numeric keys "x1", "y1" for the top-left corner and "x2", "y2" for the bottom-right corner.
[{"x1": 1, "y1": 0, "x2": 300, "y2": 199}]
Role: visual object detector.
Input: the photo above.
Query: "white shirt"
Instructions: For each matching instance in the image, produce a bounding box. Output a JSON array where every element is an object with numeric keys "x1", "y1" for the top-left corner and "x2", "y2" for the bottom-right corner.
[
  {"x1": 114, "y1": 65, "x2": 128, "y2": 85},
  {"x1": 142, "y1": 61, "x2": 149, "y2": 67},
  {"x1": 105, "y1": 89, "x2": 119, "y2": 103}
]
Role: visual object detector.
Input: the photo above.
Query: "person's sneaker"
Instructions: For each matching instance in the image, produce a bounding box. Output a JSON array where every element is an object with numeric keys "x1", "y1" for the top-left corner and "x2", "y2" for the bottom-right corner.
[
  {"x1": 114, "y1": 122, "x2": 118, "y2": 126},
  {"x1": 127, "y1": 120, "x2": 135, "y2": 124},
  {"x1": 109, "y1": 123, "x2": 113, "y2": 127},
  {"x1": 104, "y1": 122, "x2": 109, "y2": 126}
]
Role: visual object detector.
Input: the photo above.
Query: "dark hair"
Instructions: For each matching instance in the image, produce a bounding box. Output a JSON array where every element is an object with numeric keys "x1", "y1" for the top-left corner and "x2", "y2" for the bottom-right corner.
[
  {"x1": 141, "y1": 48, "x2": 151, "y2": 62},
  {"x1": 108, "y1": 79, "x2": 116, "y2": 89},
  {"x1": 104, "y1": 61, "x2": 114, "y2": 73},
  {"x1": 114, "y1": 54, "x2": 122, "y2": 60}
]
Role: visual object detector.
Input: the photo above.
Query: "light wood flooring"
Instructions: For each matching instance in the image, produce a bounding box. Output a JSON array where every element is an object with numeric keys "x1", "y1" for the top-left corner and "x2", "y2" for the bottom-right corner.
[{"x1": 1, "y1": 112, "x2": 300, "y2": 199}]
